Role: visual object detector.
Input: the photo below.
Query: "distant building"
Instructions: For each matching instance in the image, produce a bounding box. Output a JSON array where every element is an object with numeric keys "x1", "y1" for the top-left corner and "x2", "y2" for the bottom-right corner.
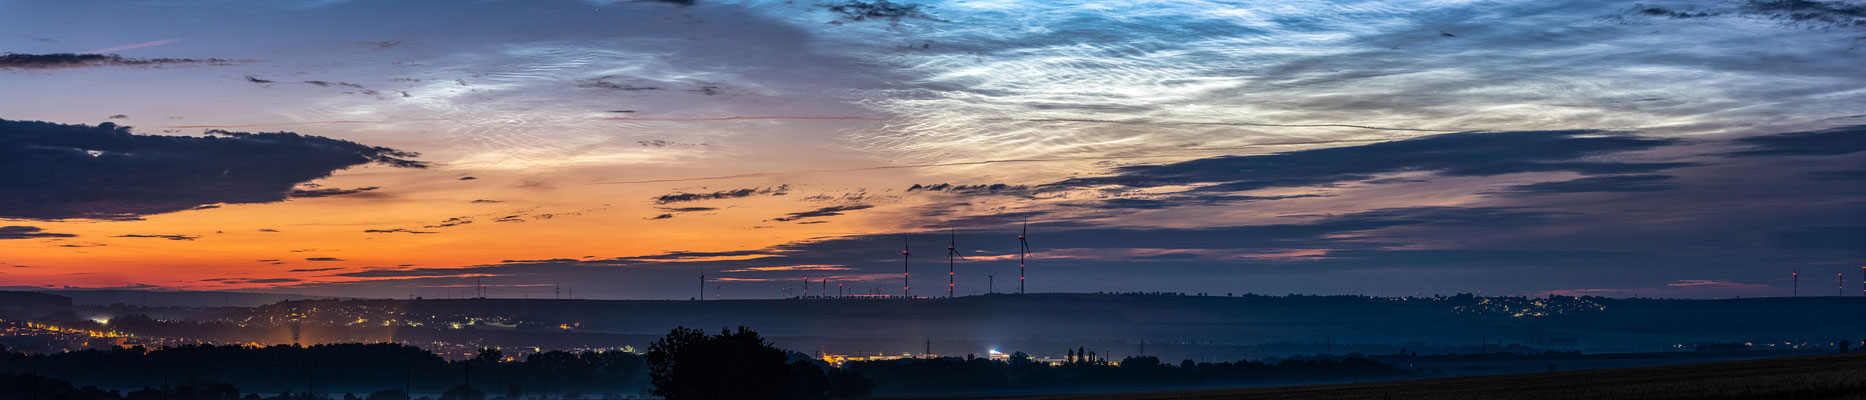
[{"x1": 1695, "y1": 343, "x2": 1748, "y2": 351}]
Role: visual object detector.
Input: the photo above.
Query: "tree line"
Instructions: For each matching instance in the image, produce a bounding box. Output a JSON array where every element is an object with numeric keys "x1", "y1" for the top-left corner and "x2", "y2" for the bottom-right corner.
[
  {"x1": 630, "y1": 327, "x2": 1414, "y2": 398},
  {"x1": 0, "y1": 343, "x2": 645, "y2": 399},
  {"x1": 842, "y1": 352, "x2": 1413, "y2": 394},
  {"x1": 2, "y1": 326, "x2": 1421, "y2": 400}
]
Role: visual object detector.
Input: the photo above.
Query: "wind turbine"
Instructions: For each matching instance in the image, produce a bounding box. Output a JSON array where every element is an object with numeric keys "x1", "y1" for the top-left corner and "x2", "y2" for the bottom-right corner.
[
  {"x1": 902, "y1": 237, "x2": 912, "y2": 298},
  {"x1": 947, "y1": 228, "x2": 965, "y2": 298},
  {"x1": 1018, "y1": 219, "x2": 1031, "y2": 294}
]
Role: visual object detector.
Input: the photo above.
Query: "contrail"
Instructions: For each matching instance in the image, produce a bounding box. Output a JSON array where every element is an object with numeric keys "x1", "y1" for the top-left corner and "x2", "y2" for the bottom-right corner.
[
  {"x1": 167, "y1": 119, "x2": 449, "y2": 129},
  {"x1": 176, "y1": 116, "x2": 1445, "y2": 132},
  {"x1": 80, "y1": 38, "x2": 182, "y2": 54},
  {"x1": 593, "y1": 116, "x2": 887, "y2": 122},
  {"x1": 580, "y1": 138, "x2": 1392, "y2": 186},
  {"x1": 594, "y1": 115, "x2": 1454, "y2": 132},
  {"x1": 582, "y1": 160, "x2": 1077, "y2": 185},
  {"x1": 988, "y1": 118, "x2": 1459, "y2": 132}
]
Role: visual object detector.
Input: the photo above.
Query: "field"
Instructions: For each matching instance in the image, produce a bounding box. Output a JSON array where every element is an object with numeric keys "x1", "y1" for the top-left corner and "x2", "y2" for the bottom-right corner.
[{"x1": 1008, "y1": 353, "x2": 1866, "y2": 400}]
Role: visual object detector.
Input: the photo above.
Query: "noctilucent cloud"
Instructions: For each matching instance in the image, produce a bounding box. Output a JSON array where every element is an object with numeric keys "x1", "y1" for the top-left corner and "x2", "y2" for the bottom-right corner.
[{"x1": 1, "y1": 0, "x2": 1862, "y2": 299}]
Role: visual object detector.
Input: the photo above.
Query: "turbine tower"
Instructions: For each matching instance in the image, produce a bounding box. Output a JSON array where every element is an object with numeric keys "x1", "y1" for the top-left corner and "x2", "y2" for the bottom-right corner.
[
  {"x1": 699, "y1": 271, "x2": 705, "y2": 301},
  {"x1": 902, "y1": 237, "x2": 912, "y2": 298},
  {"x1": 1018, "y1": 219, "x2": 1031, "y2": 294},
  {"x1": 947, "y1": 228, "x2": 965, "y2": 298},
  {"x1": 1793, "y1": 269, "x2": 1799, "y2": 297}
]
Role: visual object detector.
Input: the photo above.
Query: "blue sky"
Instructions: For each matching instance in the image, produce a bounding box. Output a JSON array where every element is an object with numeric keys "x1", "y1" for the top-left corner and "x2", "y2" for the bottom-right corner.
[{"x1": 1, "y1": 0, "x2": 1862, "y2": 299}]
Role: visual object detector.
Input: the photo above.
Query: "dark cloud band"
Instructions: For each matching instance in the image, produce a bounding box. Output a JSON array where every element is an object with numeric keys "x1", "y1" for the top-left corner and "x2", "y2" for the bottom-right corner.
[
  {"x1": 0, "y1": 119, "x2": 424, "y2": 220},
  {"x1": 0, "y1": 53, "x2": 248, "y2": 70}
]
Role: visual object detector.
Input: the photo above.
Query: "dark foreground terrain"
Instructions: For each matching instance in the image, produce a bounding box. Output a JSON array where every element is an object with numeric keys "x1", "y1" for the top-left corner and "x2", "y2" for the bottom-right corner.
[{"x1": 1005, "y1": 353, "x2": 1866, "y2": 400}]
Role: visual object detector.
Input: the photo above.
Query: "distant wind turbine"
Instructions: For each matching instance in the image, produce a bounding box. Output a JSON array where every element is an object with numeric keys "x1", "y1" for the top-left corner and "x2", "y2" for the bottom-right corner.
[
  {"x1": 948, "y1": 228, "x2": 965, "y2": 298},
  {"x1": 1018, "y1": 219, "x2": 1031, "y2": 294},
  {"x1": 903, "y1": 237, "x2": 913, "y2": 298}
]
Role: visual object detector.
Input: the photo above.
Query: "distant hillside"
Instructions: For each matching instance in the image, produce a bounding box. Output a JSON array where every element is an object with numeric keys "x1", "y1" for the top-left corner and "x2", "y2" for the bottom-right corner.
[
  {"x1": 0, "y1": 291, "x2": 71, "y2": 317},
  {"x1": 1030, "y1": 353, "x2": 1866, "y2": 400},
  {"x1": 232, "y1": 293, "x2": 1864, "y2": 356},
  {"x1": 16, "y1": 289, "x2": 348, "y2": 307}
]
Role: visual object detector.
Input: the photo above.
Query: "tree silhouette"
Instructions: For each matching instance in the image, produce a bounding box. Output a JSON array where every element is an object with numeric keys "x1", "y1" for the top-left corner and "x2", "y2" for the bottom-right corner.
[
  {"x1": 824, "y1": 368, "x2": 874, "y2": 400},
  {"x1": 365, "y1": 390, "x2": 409, "y2": 400},
  {"x1": 787, "y1": 361, "x2": 830, "y2": 400},
  {"x1": 647, "y1": 326, "x2": 799, "y2": 400},
  {"x1": 439, "y1": 384, "x2": 482, "y2": 400},
  {"x1": 472, "y1": 348, "x2": 503, "y2": 365}
]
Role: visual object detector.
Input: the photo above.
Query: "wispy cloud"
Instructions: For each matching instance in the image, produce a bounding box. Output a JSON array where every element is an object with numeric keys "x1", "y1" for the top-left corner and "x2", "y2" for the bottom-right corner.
[
  {"x1": 722, "y1": 265, "x2": 853, "y2": 273},
  {"x1": 114, "y1": 234, "x2": 198, "y2": 241},
  {"x1": 0, "y1": 226, "x2": 76, "y2": 240},
  {"x1": 772, "y1": 205, "x2": 874, "y2": 222},
  {"x1": 654, "y1": 185, "x2": 790, "y2": 204},
  {"x1": 1666, "y1": 279, "x2": 1766, "y2": 288}
]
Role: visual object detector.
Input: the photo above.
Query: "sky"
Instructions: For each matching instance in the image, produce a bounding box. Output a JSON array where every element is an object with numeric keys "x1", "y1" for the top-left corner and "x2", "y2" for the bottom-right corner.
[{"x1": 1, "y1": 0, "x2": 1862, "y2": 300}]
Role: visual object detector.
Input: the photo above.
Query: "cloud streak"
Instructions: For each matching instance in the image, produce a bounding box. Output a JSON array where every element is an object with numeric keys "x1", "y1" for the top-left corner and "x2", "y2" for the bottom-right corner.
[
  {"x1": 653, "y1": 185, "x2": 790, "y2": 204},
  {"x1": 0, "y1": 226, "x2": 76, "y2": 240},
  {"x1": 771, "y1": 205, "x2": 874, "y2": 222},
  {"x1": 1, "y1": 52, "x2": 247, "y2": 70}
]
